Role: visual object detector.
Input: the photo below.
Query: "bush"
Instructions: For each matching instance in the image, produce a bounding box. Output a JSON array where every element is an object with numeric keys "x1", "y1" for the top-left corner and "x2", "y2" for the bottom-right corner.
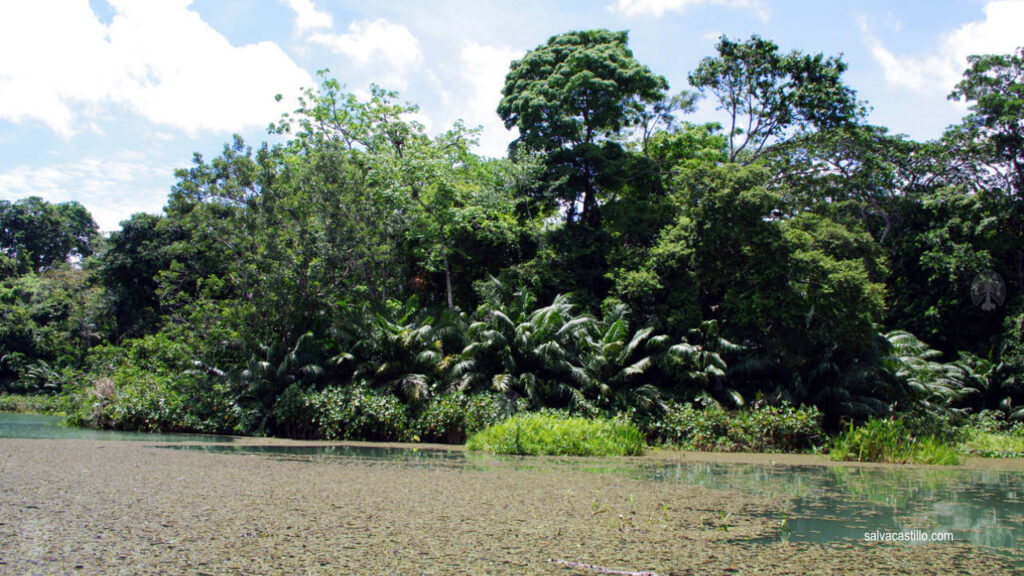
[
  {"x1": 466, "y1": 413, "x2": 645, "y2": 456},
  {"x1": 272, "y1": 383, "x2": 317, "y2": 439},
  {"x1": 830, "y1": 417, "x2": 960, "y2": 465},
  {"x1": 273, "y1": 384, "x2": 412, "y2": 442},
  {"x1": 963, "y1": 409, "x2": 1024, "y2": 436},
  {"x1": 67, "y1": 335, "x2": 242, "y2": 434},
  {"x1": 415, "y1": 391, "x2": 515, "y2": 444},
  {"x1": 644, "y1": 401, "x2": 824, "y2": 452},
  {"x1": 69, "y1": 369, "x2": 241, "y2": 434},
  {"x1": 958, "y1": 411, "x2": 1024, "y2": 458},
  {"x1": 958, "y1": 430, "x2": 1024, "y2": 458},
  {"x1": 0, "y1": 393, "x2": 68, "y2": 414}
]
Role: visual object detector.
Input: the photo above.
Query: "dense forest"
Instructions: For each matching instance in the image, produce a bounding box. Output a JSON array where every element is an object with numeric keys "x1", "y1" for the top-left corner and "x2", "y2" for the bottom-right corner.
[{"x1": 2, "y1": 31, "x2": 1022, "y2": 444}]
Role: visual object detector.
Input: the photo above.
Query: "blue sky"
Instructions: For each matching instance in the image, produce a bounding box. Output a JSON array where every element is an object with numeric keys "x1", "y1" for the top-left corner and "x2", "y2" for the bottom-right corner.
[{"x1": 1, "y1": 0, "x2": 1021, "y2": 230}]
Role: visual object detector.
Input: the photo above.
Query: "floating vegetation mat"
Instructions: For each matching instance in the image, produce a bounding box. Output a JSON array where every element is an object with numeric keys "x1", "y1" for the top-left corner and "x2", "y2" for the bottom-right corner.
[{"x1": 1, "y1": 439, "x2": 1022, "y2": 574}]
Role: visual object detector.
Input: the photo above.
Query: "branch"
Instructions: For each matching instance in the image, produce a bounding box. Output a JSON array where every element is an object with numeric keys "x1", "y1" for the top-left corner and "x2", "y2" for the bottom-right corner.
[{"x1": 548, "y1": 559, "x2": 659, "y2": 576}]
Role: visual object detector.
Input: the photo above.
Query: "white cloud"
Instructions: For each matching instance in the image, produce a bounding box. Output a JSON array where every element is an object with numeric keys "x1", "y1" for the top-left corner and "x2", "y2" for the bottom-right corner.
[
  {"x1": 0, "y1": 0, "x2": 312, "y2": 137},
  {"x1": 280, "y1": 0, "x2": 333, "y2": 32},
  {"x1": 0, "y1": 1, "x2": 118, "y2": 135},
  {"x1": 457, "y1": 41, "x2": 521, "y2": 158},
  {"x1": 0, "y1": 152, "x2": 170, "y2": 231},
  {"x1": 611, "y1": 0, "x2": 770, "y2": 21},
  {"x1": 309, "y1": 19, "x2": 422, "y2": 89},
  {"x1": 860, "y1": 1, "x2": 1024, "y2": 95}
]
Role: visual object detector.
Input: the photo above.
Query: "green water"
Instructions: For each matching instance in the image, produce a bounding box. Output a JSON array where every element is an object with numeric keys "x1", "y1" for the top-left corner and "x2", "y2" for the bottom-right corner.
[
  {"x1": 4, "y1": 412, "x2": 1023, "y2": 556},
  {"x1": 642, "y1": 461, "x2": 1024, "y2": 552},
  {"x1": 165, "y1": 443, "x2": 1024, "y2": 554},
  {"x1": 0, "y1": 412, "x2": 232, "y2": 442}
]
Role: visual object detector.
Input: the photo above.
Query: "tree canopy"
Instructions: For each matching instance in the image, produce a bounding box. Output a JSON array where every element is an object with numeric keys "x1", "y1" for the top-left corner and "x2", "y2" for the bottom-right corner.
[{"x1": 3, "y1": 31, "x2": 1023, "y2": 443}]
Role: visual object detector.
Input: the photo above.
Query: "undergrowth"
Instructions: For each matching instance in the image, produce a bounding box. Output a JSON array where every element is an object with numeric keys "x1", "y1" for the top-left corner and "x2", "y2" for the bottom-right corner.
[{"x1": 466, "y1": 413, "x2": 645, "y2": 456}]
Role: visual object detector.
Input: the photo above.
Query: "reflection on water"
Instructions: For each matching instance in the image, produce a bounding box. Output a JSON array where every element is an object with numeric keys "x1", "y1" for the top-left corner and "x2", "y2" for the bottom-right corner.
[
  {"x1": 163, "y1": 443, "x2": 465, "y2": 465},
  {"x1": 4, "y1": 411, "x2": 1022, "y2": 554},
  {"x1": 0, "y1": 412, "x2": 232, "y2": 443},
  {"x1": 643, "y1": 461, "x2": 1024, "y2": 552}
]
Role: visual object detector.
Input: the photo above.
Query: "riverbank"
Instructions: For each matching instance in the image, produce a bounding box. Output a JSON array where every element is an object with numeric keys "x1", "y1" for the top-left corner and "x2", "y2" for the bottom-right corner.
[
  {"x1": 224, "y1": 435, "x2": 1024, "y2": 471},
  {"x1": 1, "y1": 438, "x2": 1018, "y2": 575}
]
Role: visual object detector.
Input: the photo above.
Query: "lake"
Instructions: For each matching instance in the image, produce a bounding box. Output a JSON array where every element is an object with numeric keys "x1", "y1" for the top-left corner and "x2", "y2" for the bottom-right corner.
[{"x1": 2, "y1": 411, "x2": 1022, "y2": 573}]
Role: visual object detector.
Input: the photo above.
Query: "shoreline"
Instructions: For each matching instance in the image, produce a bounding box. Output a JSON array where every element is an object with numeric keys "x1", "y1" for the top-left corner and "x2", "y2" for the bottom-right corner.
[
  {"x1": 199, "y1": 434, "x2": 1024, "y2": 471},
  {"x1": 6, "y1": 408, "x2": 1024, "y2": 471}
]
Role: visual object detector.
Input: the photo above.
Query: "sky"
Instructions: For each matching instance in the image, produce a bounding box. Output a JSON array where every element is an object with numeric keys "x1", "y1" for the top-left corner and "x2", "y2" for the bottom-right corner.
[{"x1": 1, "y1": 0, "x2": 1022, "y2": 230}]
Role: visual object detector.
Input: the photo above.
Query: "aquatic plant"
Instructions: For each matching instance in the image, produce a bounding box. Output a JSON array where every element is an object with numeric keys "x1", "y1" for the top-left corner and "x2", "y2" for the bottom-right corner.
[
  {"x1": 779, "y1": 515, "x2": 792, "y2": 543},
  {"x1": 829, "y1": 417, "x2": 960, "y2": 465},
  {"x1": 465, "y1": 413, "x2": 645, "y2": 456},
  {"x1": 958, "y1": 429, "x2": 1024, "y2": 458}
]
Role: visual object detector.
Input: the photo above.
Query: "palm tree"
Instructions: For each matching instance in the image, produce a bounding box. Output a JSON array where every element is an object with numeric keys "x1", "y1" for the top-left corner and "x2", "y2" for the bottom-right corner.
[
  {"x1": 882, "y1": 330, "x2": 978, "y2": 414},
  {"x1": 580, "y1": 301, "x2": 668, "y2": 413},
  {"x1": 200, "y1": 331, "x2": 328, "y2": 432},
  {"x1": 668, "y1": 320, "x2": 744, "y2": 408},
  {"x1": 335, "y1": 299, "x2": 463, "y2": 406},
  {"x1": 452, "y1": 283, "x2": 593, "y2": 410}
]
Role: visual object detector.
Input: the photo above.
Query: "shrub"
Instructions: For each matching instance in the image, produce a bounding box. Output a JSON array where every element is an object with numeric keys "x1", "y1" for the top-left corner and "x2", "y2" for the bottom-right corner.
[
  {"x1": 272, "y1": 383, "x2": 317, "y2": 439},
  {"x1": 67, "y1": 335, "x2": 242, "y2": 434},
  {"x1": 273, "y1": 384, "x2": 412, "y2": 442},
  {"x1": 71, "y1": 369, "x2": 240, "y2": 434},
  {"x1": 645, "y1": 401, "x2": 824, "y2": 452},
  {"x1": 963, "y1": 409, "x2": 1024, "y2": 436},
  {"x1": 0, "y1": 393, "x2": 68, "y2": 414},
  {"x1": 958, "y1": 431, "x2": 1024, "y2": 458},
  {"x1": 466, "y1": 413, "x2": 645, "y2": 456},
  {"x1": 830, "y1": 417, "x2": 960, "y2": 465},
  {"x1": 414, "y1": 391, "x2": 514, "y2": 444}
]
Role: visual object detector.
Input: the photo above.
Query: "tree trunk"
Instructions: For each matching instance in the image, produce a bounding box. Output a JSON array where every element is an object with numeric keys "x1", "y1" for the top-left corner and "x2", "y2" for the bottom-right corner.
[{"x1": 443, "y1": 248, "x2": 454, "y2": 309}]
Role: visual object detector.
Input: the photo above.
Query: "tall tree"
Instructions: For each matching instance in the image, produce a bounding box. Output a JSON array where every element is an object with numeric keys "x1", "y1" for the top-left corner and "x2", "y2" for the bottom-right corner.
[
  {"x1": 767, "y1": 125, "x2": 943, "y2": 243},
  {"x1": 498, "y1": 29, "x2": 668, "y2": 225},
  {"x1": 948, "y1": 46, "x2": 1024, "y2": 289},
  {"x1": 0, "y1": 197, "x2": 98, "y2": 276},
  {"x1": 274, "y1": 75, "x2": 488, "y2": 309},
  {"x1": 689, "y1": 35, "x2": 863, "y2": 164}
]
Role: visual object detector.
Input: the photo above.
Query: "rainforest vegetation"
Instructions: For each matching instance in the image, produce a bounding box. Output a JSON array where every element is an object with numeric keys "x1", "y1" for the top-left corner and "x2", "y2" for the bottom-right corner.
[{"x1": 2, "y1": 31, "x2": 1023, "y2": 459}]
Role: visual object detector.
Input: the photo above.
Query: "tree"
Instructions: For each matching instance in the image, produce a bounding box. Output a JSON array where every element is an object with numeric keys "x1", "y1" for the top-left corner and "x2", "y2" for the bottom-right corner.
[
  {"x1": 949, "y1": 47, "x2": 1024, "y2": 197},
  {"x1": 767, "y1": 125, "x2": 943, "y2": 244},
  {"x1": 0, "y1": 197, "x2": 98, "y2": 276},
  {"x1": 99, "y1": 213, "x2": 186, "y2": 340},
  {"x1": 453, "y1": 281, "x2": 593, "y2": 409},
  {"x1": 274, "y1": 74, "x2": 489, "y2": 309},
  {"x1": 947, "y1": 46, "x2": 1024, "y2": 290},
  {"x1": 689, "y1": 35, "x2": 863, "y2": 164},
  {"x1": 498, "y1": 29, "x2": 668, "y2": 225},
  {"x1": 0, "y1": 265, "x2": 106, "y2": 391},
  {"x1": 618, "y1": 163, "x2": 886, "y2": 381}
]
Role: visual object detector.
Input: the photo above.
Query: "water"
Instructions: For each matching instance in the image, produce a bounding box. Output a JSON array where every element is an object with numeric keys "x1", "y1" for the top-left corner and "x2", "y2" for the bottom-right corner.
[
  {"x1": 642, "y1": 461, "x2": 1024, "y2": 551},
  {"x1": 162, "y1": 443, "x2": 465, "y2": 465},
  {"x1": 4, "y1": 411, "x2": 1023, "y2": 554},
  {"x1": 0, "y1": 412, "x2": 232, "y2": 443},
  {"x1": 165, "y1": 443, "x2": 1024, "y2": 553}
]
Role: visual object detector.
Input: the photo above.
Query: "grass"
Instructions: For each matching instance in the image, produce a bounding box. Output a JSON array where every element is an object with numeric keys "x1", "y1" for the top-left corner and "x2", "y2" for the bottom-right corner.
[
  {"x1": 0, "y1": 393, "x2": 66, "y2": 415},
  {"x1": 829, "y1": 417, "x2": 960, "y2": 465},
  {"x1": 466, "y1": 413, "x2": 646, "y2": 456},
  {"x1": 958, "y1": 430, "x2": 1024, "y2": 458}
]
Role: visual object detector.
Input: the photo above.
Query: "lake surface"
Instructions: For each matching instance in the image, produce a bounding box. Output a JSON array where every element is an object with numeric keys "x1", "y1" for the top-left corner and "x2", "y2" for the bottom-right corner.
[
  {"x1": 0, "y1": 412, "x2": 232, "y2": 442},
  {"x1": 3, "y1": 411, "x2": 1023, "y2": 559}
]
